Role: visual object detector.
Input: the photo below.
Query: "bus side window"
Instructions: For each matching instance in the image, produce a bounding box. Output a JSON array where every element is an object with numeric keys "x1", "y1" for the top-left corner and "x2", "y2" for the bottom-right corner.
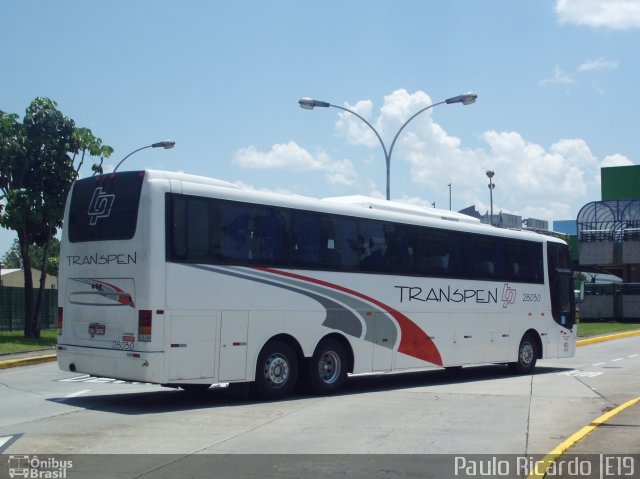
[
  {"x1": 330, "y1": 216, "x2": 359, "y2": 270},
  {"x1": 220, "y1": 204, "x2": 253, "y2": 261},
  {"x1": 383, "y1": 224, "x2": 412, "y2": 273},
  {"x1": 414, "y1": 229, "x2": 456, "y2": 277},
  {"x1": 292, "y1": 212, "x2": 322, "y2": 266},
  {"x1": 186, "y1": 198, "x2": 210, "y2": 261},
  {"x1": 358, "y1": 220, "x2": 387, "y2": 272},
  {"x1": 252, "y1": 207, "x2": 289, "y2": 264},
  {"x1": 169, "y1": 195, "x2": 188, "y2": 260}
]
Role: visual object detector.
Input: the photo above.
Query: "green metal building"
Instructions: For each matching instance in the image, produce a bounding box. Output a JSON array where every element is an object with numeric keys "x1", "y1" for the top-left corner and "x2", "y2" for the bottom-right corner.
[{"x1": 601, "y1": 165, "x2": 640, "y2": 201}]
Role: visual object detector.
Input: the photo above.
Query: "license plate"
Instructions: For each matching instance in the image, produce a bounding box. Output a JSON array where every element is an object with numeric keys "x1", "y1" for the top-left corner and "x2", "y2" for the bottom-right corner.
[{"x1": 88, "y1": 323, "x2": 106, "y2": 336}]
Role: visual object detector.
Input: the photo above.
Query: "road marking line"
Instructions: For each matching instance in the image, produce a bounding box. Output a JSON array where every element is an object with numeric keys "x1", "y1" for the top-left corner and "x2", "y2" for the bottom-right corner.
[
  {"x1": 560, "y1": 369, "x2": 603, "y2": 378},
  {"x1": 59, "y1": 375, "x2": 92, "y2": 382},
  {"x1": 592, "y1": 362, "x2": 606, "y2": 366},
  {"x1": 611, "y1": 357, "x2": 625, "y2": 362},
  {"x1": 527, "y1": 395, "x2": 640, "y2": 479},
  {"x1": 628, "y1": 354, "x2": 639, "y2": 358},
  {"x1": 64, "y1": 389, "x2": 92, "y2": 398},
  {"x1": 0, "y1": 434, "x2": 21, "y2": 454},
  {"x1": 0, "y1": 436, "x2": 13, "y2": 449}
]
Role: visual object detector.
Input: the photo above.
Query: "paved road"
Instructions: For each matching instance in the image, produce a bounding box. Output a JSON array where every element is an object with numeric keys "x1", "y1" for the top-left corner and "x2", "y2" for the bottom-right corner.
[{"x1": 0, "y1": 336, "x2": 638, "y2": 477}]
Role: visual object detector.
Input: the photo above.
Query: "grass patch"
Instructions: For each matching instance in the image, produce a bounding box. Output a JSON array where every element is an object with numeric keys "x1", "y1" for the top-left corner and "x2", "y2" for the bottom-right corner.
[
  {"x1": 577, "y1": 321, "x2": 640, "y2": 338},
  {"x1": 0, "y1": 329, "x2": 57, "y2": 355}
]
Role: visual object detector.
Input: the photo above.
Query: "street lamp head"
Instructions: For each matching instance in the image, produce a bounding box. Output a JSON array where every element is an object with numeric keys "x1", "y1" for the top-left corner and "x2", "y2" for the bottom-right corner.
[
  {"x1": 486, "y1": 170, "x2": 495, "y2": 179},
  {"x1": 151, "y1": 140, "x2": 176, "y2": 150},
  {"x1": 446, "y1": 92, "x2": 478, "y2": 105},
  {"x1": 299, "y1": 98, "x2": 331, "y2": 110},
  {"x1": 113, "y1": 140, "x2": 176, "y2": 173}
]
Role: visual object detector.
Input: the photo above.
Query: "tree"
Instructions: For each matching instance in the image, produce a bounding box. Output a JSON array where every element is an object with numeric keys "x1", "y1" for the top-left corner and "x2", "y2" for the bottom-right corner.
[
  {"x1": 0, "y1": 97, "x2": 113, "y2": 337},
  {"x1": 2, "y1": 237, "x2": 61, "y2": 277}
]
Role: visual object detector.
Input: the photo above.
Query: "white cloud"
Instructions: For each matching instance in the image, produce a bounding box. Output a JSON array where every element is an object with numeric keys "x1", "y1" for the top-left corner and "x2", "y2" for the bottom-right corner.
[
  {"x1": 600, "y1": 153, "x2": 634, "y2": 168},
  {"x1": 578, "y1": 57, "x2": 619, "y2": 72},
  {"x1": 539, "y1": 65, "x2": 575, "y2": 86},
  {"x1": 235, "y1": 90, "x2": 634, "y2": 223},
  {"x1": 594, "y1": 154, "x2": 634, "y2": 186},
  {"x1": 331, "y1": 90, "x2": 624, "y2": 222},
  {"x1": 556, "y1": 0, "x2": 640, "y2": 30},
  {"x1": 233, "y1": 141, "x2": 358, "y2": 186}
]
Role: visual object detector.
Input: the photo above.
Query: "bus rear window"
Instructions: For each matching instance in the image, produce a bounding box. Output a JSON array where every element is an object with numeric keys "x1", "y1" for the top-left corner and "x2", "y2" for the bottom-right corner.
[{"x1": 68, "y1": 171, "x2": 145, "y2": 243}]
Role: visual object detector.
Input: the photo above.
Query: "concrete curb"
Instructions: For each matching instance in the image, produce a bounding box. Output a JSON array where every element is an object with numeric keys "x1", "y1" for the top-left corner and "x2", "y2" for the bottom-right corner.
[
  {"x1": 527, "y1": 396, "x2": 640, "y2": 479},
  {"x1": 576, "y1": 329, "x2": 640, "y2": 346},
  {"x1": 0, "y1": 353, "x2": 57, "y2": 370}
]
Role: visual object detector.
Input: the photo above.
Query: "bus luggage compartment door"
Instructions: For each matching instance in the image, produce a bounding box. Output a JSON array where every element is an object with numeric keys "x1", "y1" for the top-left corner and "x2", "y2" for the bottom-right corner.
[
  {"x1": 218, "y1": 311, "x2": 249, "y2": 381},
  {"x1": 168, "y1": 312, "x2": 217, "y2": 380}
]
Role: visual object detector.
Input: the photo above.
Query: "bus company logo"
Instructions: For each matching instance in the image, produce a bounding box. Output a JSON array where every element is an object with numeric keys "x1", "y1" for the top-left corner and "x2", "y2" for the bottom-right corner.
[
  {"x1": 502, "y1": 283, "x2": 516, "y2": 308},
  {"x1": 7, "y1": 455, "x2": 73, "y2": 478},
  {"x1": 88, "y1": 187, "x2": 115, "y2": 225}
]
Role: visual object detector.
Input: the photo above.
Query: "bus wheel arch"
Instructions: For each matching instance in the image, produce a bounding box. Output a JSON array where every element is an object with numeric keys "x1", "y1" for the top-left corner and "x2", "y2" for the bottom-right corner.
[
  {"x1": 306, "y1": 334, "x2": 353, "y2": 396},
  {"x1": 508, "y1": 330, "x2": 541, "y2": 374},
  {"x1": 253, "y1": 334, "x2": 301, "y2": 400}
]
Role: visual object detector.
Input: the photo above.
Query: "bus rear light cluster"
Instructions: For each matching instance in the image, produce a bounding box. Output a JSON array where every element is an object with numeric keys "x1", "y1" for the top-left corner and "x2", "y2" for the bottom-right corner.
[{"x1": 138, "y1": 310, "x2": 152, "y2": 342}]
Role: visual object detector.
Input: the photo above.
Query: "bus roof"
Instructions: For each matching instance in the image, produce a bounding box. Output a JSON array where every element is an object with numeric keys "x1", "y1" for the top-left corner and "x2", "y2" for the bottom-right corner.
[
  {"x1": 142, "y1": 170, "x2": 562, "y2": 244},
  {"x1": 322, "y1": 195, "x2": 481, "y2": 225}
]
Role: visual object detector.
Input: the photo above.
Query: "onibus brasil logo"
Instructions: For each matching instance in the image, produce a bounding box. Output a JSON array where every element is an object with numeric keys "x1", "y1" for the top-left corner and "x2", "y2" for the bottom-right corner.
[
  {"x1": 7, "y1": 455, "x2": 73, "y2": 478},
  {"x1": 88, "y1": 187, "x2": 115, "y2": 225}
]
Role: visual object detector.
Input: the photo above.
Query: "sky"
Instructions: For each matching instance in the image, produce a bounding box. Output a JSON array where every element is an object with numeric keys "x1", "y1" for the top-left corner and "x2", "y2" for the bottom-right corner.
[{"x1": 1, "y1": 0, "x2": 639, "y2": 258}]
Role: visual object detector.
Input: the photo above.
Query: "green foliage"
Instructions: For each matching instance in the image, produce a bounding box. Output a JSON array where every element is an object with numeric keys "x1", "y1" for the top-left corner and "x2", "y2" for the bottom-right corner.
[
  {"x1": 2, "y1": 238, "x2": 60, "y2": 277},
  {"x1": 0, "y1": 97, "x2": 113, "y2": 337}
]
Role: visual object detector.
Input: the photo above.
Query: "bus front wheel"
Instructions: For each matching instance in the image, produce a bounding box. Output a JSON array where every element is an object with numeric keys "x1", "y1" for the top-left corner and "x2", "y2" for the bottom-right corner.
[
  {"x1": 254, "y1": 341, "x2": 298, "y2": 400},
  {"x1": 308, "y1": 338, "x2": 348, "y2": 395},
  {"x1": 508, "y1": 334, "x2": 538, "y2": 374}
]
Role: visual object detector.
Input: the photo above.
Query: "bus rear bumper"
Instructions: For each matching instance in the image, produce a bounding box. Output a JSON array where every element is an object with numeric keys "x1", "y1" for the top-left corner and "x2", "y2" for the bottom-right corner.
[{"x1": 56, "y1": 344, "x2": 165, "y2": 384}]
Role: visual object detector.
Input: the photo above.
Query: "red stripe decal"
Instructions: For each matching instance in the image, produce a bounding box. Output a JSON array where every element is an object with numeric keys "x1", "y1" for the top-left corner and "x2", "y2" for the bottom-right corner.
[{"x1": 255, "y1": 267, "x2": 443, "y2": 366}]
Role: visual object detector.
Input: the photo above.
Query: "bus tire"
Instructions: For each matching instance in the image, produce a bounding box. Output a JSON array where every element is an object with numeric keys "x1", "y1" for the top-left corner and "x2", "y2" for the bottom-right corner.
[
  {"x1": 254, "y1": 341, "x2": 298, "y2": 400},
  {"x1": 308, "y1": 338, "x2": 348, "y2": 395},
  {"x1": 508, "y1": 334, "x2": 538, "y2": 374}
]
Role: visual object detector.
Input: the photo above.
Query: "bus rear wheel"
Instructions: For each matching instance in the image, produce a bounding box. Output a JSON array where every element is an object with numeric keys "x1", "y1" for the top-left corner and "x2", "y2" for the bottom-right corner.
[
  {"x1": 508, "y1": 334, "x2": 538, "y2": 374},
  {"x1": 253, "y1": 341, "x2": 298, "y2": 400},
  {"x1": 308, "y1": 338, "x2": 348, "y2": 395}
]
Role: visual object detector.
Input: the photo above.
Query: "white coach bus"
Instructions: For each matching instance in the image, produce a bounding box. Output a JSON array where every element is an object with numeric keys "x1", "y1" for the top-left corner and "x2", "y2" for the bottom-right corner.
[{"x1": 57, "y1": 170, "x2": 576, "y2": 399}]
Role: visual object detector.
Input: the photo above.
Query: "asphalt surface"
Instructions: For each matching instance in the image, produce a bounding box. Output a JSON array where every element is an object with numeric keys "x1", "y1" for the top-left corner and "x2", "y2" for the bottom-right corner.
[{"x1": 1, "y1": 332, "x2": 639, "y2": 478}]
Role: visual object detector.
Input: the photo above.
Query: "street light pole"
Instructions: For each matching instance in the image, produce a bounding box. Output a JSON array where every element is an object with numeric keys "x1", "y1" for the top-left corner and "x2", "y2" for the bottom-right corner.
[
  {"x1": 113, "y1": 140, "x2": 176, "y2": 173},
  {"x1": 299, "y1": 92, "x2": 477, "y2": 200},
  {"x1": 486, "y1": 170, "x2": 495, "y2": 226},
  {"x1": 448, "y1": 183, "x2": 452, "y2": 211}
]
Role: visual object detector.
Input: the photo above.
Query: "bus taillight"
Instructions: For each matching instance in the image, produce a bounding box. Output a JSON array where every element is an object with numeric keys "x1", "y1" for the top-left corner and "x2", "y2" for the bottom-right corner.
[
  {"x1": 138, "y1": 310, "x2": 152, "y2": 342},
  {"x1": 57, "y1": 307, "x2": 63, "y2": 334}
]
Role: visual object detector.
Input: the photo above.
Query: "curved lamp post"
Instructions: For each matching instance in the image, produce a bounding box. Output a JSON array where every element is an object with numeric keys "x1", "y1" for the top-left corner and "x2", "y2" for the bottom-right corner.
[
  {"x1": 299, "y1": 92, "x2": 477, "y2": 200},
  {"x1": 113, "y1": 140, "x2": 176, "y2": 173},
  {"x1": 486, "y1": 170, "x2": 495, "y2": 226}
]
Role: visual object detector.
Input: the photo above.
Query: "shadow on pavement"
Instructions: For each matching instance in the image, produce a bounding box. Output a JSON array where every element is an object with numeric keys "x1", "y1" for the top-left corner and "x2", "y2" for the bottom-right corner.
[{"x1": 47, "y1": 364, "x2": 572, "y2": 415}]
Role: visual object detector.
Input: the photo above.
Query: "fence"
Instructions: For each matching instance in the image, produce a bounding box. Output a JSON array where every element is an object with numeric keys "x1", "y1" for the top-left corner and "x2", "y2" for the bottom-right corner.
[
  {"x1": 0, "y1": 286, "x2": 58, "y2": 331},
  {"x1": 581, "y1": 283, "x2": 640, "y2": 322}
]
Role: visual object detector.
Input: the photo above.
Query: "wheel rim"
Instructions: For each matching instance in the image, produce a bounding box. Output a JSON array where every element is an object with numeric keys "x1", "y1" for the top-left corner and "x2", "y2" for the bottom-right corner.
[
  {"x1": 520, "y1": 341, "x2": 534, "y2": 366},
  {"x1": 263, "y1": 353, "x2": 289, "y2": 387},
  {"x1": 318, "y1": 350, "x2": 341, "y2": 384}
]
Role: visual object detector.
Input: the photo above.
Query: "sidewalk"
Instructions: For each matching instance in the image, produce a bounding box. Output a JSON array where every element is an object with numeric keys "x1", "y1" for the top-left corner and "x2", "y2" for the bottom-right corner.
[{"x1": 0, "y1": 347, "x2": 56, "y2": 369}]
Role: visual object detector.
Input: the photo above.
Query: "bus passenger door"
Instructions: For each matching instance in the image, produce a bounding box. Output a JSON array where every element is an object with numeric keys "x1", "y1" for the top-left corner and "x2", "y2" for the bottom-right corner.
[{"x1": 218, "y1": 311, "x2": 249, "y2": 381}]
